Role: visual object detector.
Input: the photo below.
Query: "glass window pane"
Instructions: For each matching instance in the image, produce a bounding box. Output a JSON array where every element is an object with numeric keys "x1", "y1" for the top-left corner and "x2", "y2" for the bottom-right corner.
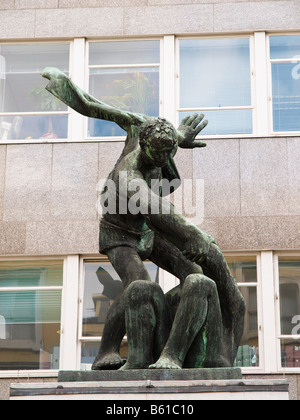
[
  {"x1": 281, "y1": 339, "x2": 300, "y2": 368},
  {"x1": 88, "y1": 67, "x2": 159, "y2": 137},
  {"x1": 0, "y1": 114, "x2": 68, "y2": 140},
  {"x1": 0, "y1": 260, "x2": 63, "y2": 288},
  {"x1": 179, "y1": 109, "x2": 252, "y2": 136},
  {"x1": 235, "y1": 286, "x2": 259, "y2": 368},
  {"x1": 226, "y1": 256, "x2": 257, "y2": 283},
  {"x1": 226, "y1": 257, "x2": 259, "y2": 368},
  {"x1": 0, "y1": 291, "x2": 61, "y2": 370},
  {"x1": 89, "y1": 41, "x2": 160, "y2": 66},
  {"x1": 272, "y1": 62, "x2": 300, "y2": 132},
  {"x1": 82, "y1": 261, "x2": 159, "y2": 337},
  {"x1": 270, "y1": 35, "x2": 300, "y2": 60},
  {"x1": 180, "y1": 38, "x2": 251, "y2": 109},
  {"x1": 0, "y1": 290, "x2": 62, "y2": 324},
  {"x1": 0, "y1": 44, "x2": 69, "y2": 113},
  {"x1": 0, "y1": 260, "x2": 63, "y2": 370},
  {"x1": 278, "y1": 257, "x2": 300, "y2": 336}
]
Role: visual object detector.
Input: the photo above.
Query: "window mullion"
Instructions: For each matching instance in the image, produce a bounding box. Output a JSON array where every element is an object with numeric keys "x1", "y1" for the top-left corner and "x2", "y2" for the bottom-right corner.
[
  {"x1": 254, "y1": 32, "x2": 270, "y2": 136},
  {"x1": 260, "y1": 251, "x2": 278, "y2": 372},
  {"x1": 60, "y1": 255, "x2": 80, "y2": 371},
  {"x1": 162, "y1": 35, "x2": 176, "y2": 125},
  {"x1": 69, "y1": 38, "x2": 86, "y2": 141}
]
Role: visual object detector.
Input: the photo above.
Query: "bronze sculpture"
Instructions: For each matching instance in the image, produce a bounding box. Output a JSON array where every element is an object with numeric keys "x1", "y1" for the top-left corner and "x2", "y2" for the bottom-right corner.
[{"x1": 42, "y1": 67, "x2": 245, "y2": 371}]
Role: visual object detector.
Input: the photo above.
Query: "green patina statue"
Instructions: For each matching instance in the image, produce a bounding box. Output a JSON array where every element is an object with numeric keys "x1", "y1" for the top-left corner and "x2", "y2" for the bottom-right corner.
[{"x1": 42, "y1": 67, "x2": 245, "y2": 371}]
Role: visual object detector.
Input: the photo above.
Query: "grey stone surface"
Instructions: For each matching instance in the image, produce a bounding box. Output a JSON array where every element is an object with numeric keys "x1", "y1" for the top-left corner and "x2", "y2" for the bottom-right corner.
[
  {"x1": 3, "y1": 144, "x2": 52, "y2": 222},
  {"x1": 0, "y1": 10, "x2": 35, "y2": 38},
  {"x1": 9, "y1": 378, "x2": 290, "y2": 400},
  {"x1": 25, "y1": 220, "x2": 99, "y2": 255},
  {"x1": 287, "y1": 137, "x2": 300, "y2": 216},
  {"x1": 240, "y1": 138, "x2": 289, "y2": 217},
  {"x1": 51, "y1": 143, "x2": 99, "y2": 220},
  {"x1": 123, "y1": 4, "x2": 213, "y2": 35},
  {"x1": 0, "y1": 378, "x2": 57, "y2": 401},
  {"x1": 58, "y1": 368, "x2": 242, "y2": 382},
  {"x1": 0, "y1": 221, "x2": 26, "y2": 255},
  {"x1": 35, "y1": 7, "x2": 124, "y2": 38},
  {"x1": 0, "y1": 0, "x2": 299, "y2": 39},
  {"x1": 59, "y1": 0, "x2": 147, "y2": 7},
  {"x1": 175, "y1": 148, "x2": 193, "y2": 183},
  {"x1": 98, "y1": 142, "x2": 124, "y2": 182},
  {"x1": 214, "y1": 215, "x2": 300, "y2": 251},
  {"x1": 0, "y1": 0, "x2": 14, "y2": 9},
  {"x1": 15, "y1": 0, "x2": 58, "y2": 8},
  {"x1": 214, "y1": 1, "x2": 300, "y2": 33},
  {"x1": 0, "y1": 146, "x2": 6, "y2": 221},
  {"x1": 194, "y1": 139, "x2": 240, "y2": 218}
]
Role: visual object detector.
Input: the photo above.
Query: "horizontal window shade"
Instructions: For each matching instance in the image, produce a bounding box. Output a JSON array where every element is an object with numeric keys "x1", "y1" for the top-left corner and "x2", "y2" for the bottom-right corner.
[
  {"x1": 180, "y1": 38, "x2": 251, "y2": 109},
  {"x1": 0, "y1": 290, "x2": 62, "y2": 324},
  {"x1": 0, "y1": 260, "x2": 63, "y2": 269},
  {"x1": 270, "y1": 35, "x2": 300, "y2": 60},
  {"x1": 89, "y1": 40, "x2": 160, "y2": 66},
  {"x1": 0, "y1": 260, "x2": 63, "y2": 288}
]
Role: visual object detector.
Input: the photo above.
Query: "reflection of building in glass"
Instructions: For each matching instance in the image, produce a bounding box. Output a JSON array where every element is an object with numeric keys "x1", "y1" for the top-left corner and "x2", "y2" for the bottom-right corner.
[
  {"x1": 279, "y1": 260, "x2": 300, "y2": 368},
  {"x1": 82, "y1": 266, "x2": 122, "y2": 337},
  {"x1": 228, "y1": 258, "x2": 259, "y2": 367}
]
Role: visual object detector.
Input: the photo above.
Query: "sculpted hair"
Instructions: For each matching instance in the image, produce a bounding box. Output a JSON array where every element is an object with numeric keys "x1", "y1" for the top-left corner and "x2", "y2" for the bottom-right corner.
[{"x1": 139, "y1": 117, "x2": 178, "y2": 152}]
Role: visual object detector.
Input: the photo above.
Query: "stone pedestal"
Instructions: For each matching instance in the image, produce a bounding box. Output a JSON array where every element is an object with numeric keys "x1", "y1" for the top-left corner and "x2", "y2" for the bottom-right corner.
[
  {"x1": 58, "y1": 367, "x2": 242, "y2": 382},
  {"x1": 9, "y1": 368, "x2": 290, "y2": 400}
]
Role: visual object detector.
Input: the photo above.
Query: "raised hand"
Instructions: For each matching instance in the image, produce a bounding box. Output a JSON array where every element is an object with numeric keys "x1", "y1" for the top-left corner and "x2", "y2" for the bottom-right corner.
[{"x1": 177, "y1": 113, "x2": 208, "y2": 149}]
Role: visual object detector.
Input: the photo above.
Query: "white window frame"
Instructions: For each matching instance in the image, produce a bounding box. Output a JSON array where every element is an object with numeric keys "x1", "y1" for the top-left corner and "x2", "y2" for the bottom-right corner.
[
  {"x1": 1, "y1": 33, "x2": 300, "y2": 145},
  {"x1": 77, "y1": 256, "x2": 168, "y2": 371},
  {"x1": 0, "y1": 40, "x2": 72, "y2": 145},
  {"x1": 84, "y1": 38, "x2": 163, "y2": 142},
  {"x1": 274, "y1": 252, "x2": 300, "y2": 373},
  {"x1": 267, "y1": 33, "x2": 300, "y2": 137},
  {"x1": 224, "y1": 252, "x2": 264, "y2": 374},
  {"x1": 77, "y1": 255, "x2": 108, "y2": 370},
  {"x1": 0, "y1": 255, "x2": 74, "y2": 379},
  {"x1": 1, "y1": 251, "x2": 299, "y2": 376},
  {"x1": 175, "y1": 34, "x2": 256, "y2": 139}
]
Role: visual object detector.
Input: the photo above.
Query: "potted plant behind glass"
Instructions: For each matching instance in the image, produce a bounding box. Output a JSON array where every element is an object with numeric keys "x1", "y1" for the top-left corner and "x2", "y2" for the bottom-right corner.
[{"x1": 102, "y1": 70, "x2": 158, "y2": 115}]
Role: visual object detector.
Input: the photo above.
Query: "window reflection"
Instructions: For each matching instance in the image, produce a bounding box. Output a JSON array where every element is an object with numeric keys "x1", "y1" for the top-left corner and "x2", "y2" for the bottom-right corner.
[
  {"x1": 80, "y1": 261, "x2": 159, "y2": 369},
  {"x1": 82, "y1": 261, "x2": 159, "y2": 338},
  {"x1": 281, "y1": 339, "x2": 300, "y2": 368},
  {"x1": 88, "y1": 41, "x2": 160, "y2": 138},
  {"x1": 278, "y1": 258, "x2": 300, "y2": 337},
  {"x1": 226, "y1": 256, "x2": 259, "y2": 368},
  {"x1": 270, "y1": 35, "x2": 300, "y2": 132},
  {"x1": 179, "y1": 38, "x2": 252, "y2": 135},
  {"x1": 0, "y1": 43, "x2": 70, "y2": 140}
]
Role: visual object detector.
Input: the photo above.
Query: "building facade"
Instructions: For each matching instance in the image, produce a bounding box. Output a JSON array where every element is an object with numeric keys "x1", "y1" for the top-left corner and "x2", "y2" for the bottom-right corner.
[{"x1": 0, "y1": 0, "x2": 300, "y2": 399}]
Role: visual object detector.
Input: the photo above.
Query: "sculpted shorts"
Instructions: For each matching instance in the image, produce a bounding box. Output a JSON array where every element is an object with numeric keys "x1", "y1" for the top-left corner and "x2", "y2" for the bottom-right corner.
[{"x1": 99, "y1": 219, "x2": 155, "y2": 260}]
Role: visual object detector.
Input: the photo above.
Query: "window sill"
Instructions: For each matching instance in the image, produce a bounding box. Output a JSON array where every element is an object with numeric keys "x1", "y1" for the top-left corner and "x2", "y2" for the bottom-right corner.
[
  {"x1": 0, "y1": 370, "x2": 59, "y2": 379},
  {"x1": 1, "y1": 132, "x2": 300, "y2": 146}
]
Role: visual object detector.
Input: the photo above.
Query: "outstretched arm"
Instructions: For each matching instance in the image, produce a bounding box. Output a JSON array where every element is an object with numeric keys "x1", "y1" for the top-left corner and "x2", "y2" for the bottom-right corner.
[
  {"x1": 177, "y1": 113, "x2": 208, "y2": 149},
  {"x1": 42, "y1": 67, "x2": 146, "y2": 132}
]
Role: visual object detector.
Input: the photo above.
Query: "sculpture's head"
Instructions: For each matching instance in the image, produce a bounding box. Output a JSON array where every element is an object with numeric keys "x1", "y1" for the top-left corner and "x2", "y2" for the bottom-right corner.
[{"x1": 139, "y1": 117, "x2": 178, "y2": 167}]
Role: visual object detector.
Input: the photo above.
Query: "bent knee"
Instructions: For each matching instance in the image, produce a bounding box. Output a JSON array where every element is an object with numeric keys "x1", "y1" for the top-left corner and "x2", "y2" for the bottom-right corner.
[
  {"x1": 125, "y1": 280, "x2": 163, "y2": 305},
  {"x1": 185, "y1": 274, "x2": 217, "y2": 295}
]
